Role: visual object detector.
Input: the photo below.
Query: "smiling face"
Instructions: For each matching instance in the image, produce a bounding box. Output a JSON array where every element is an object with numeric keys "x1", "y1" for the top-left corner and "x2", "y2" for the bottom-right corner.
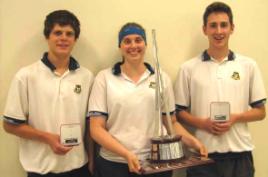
[
  {"x1": 120, "y1": 34, "x2": 146, "y2": 63},
  {"x1": 47, "y1": 24, "x2": 76, "y2": 58},
  {"x1": 203, "y1": 12, "x2": 234, "y2": 51}
]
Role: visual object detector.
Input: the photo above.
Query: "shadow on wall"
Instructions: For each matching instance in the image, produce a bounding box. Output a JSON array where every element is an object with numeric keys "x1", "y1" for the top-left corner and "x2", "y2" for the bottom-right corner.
[{"x1": 73, "y1": 36, "x2": 120, "y2": 75}]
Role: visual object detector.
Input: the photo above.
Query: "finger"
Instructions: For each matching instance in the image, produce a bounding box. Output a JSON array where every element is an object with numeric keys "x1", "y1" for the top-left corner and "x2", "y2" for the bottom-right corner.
[
  {"x1": 132, "y1": 166, "x2": 141, "y2": 174},
  {"x1": 128, "y1": 161, "x2": 135, "y2": 172},
  {"x1": 213, "y1": 124, "x2": 229, "y2": 132},
  {"x1": 133, "y1": 160, "x2": 141, "y2": 173},
  {"x1": 215, "y1": 122, "x2": 230, "y2": 129},
  {"x1": 200, "y1": 147, "x2": 208, "y2": 157},
  {"x1": 54, "y1": 149, "x2": 67, "y2": 155},
  {"x1": 128, "y1": 160, "x2": 140, "y2": 174},
  {"x1": 211, "y1": 128, "x2": 222, "y2": 135},
  {"x1": 58, "y1": 145, "x2": 73, "y2": 154}
]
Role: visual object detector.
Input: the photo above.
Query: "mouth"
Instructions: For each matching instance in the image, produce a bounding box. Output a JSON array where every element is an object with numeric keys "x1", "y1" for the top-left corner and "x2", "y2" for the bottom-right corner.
[
  {"x1": 57, "y1": 44, "x2": 69, "y2": 49},
  {"x1": 214, "y1": 36, "x2": 225, "y2": 41},
  {"x1": 127, "y1": 49, "x2": 142, "y2": 56}
]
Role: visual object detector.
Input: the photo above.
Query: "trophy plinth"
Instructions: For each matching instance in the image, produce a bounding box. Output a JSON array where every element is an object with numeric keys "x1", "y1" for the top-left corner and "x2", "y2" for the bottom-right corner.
[
  {"x1": 150, "y1": 135, "x2": 184, "y2": 163},
  {"x1": 141, "y1": 155, "x2": 213, "y2": 174}
]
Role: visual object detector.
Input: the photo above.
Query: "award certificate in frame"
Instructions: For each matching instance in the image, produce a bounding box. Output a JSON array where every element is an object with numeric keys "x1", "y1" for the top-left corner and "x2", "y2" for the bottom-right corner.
[
  {"x1": 210, "y1": 102, "x2": 230, "y2": 122},
  {"x1": 60, "y1": 123, "x2": 82, "y2": 146}
]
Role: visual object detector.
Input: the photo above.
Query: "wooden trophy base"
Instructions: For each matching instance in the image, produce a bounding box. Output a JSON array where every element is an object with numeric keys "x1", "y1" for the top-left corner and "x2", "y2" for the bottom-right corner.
[
  {"x1": 141, "y1": 135, "x2": 214, "y2": 174},
  {"x1": 141, "y1": 156, "x2": 214, "y2": 174}
]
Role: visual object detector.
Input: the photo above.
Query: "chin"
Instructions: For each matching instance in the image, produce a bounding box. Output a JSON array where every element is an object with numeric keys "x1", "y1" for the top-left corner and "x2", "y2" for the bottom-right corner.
[
  {"x1": 212, "y1": 42, "x2": 227, "y2": 49},
  {"x1": 56, "y1": 52, "x2": 71, "y2": 57},
  {"x1": 58, "y1": 48, "x2": 71, "y2": 53},
  {"x1": 127, "y1": 55, "x2": 140, "y2": 59}
]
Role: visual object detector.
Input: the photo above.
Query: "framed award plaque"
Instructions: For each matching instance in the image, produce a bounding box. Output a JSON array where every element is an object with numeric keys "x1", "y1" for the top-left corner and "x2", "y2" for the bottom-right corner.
[
  {"x1": 210, "y1": 102, "x2": 230, "y2": 122},
  {"x1": 60, "y1": 123, "x2": 82, "y2": 146}
]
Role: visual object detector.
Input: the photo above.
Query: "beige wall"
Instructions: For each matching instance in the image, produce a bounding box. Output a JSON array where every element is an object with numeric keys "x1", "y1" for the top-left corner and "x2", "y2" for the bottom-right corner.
[{"x1": 0, "y1": 0, "x2": 267, "y2": 177}]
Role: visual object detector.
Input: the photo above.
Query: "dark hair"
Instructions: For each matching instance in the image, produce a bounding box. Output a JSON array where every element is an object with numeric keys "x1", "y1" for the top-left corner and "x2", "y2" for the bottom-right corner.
[
  {"x1": 44, "y1": 10, "x2": 80, "y2": 39},
  {"x1": 118, "y1": 22, "x2": 146, "y2": 47},
  {"x1": 203, "y1": 2, "x2": 233, "y2": 26}
]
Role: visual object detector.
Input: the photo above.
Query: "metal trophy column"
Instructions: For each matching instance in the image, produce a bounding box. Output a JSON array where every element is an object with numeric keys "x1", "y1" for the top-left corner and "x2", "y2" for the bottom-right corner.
[
  {"x1": 150, "y1": 29, "x2": 184, "y2": 163},
  {"x1": 152, "y1": 29, "x2": 174, "y2": 137}
]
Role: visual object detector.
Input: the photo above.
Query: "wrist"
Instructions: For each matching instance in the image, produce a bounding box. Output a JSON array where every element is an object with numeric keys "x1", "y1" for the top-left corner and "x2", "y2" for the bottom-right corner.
[
  {"x1": 121, "y1": 149, "x2": 132, "y2": 160},
  {"x1": 198, "y1": 118, "x2": 207, "y2": 130},
  {"x1": 40, "y1": 132, "x2": 53, "y2": 145},
  {"x1": 233, "y1": 113, "x2": 243, "y2": 123}
]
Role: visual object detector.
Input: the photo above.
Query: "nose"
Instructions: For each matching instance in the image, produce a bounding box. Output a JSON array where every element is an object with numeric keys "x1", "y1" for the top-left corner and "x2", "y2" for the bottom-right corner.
[
  {"x1": 59, "y1": 32, "x2": 68, "y2": 40},
  {"x1": 129, "y1": 41, "x2": 137, "y2": 48},
  {"x1": 216, "y1": 26, "x2": 222, "y2": 33}
]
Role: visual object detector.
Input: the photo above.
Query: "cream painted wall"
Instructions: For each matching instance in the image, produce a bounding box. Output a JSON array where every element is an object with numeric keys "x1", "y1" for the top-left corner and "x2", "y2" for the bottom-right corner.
[{"x1": 0, "y1": 0, "x2": 267, "y2": 177}]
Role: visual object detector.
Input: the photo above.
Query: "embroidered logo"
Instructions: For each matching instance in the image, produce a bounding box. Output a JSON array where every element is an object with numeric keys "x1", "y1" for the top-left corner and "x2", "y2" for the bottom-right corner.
[
  {"x1": 74, "y1": 84, "x2": 82, "y2": 94},
  {"x1": 149, "y1": 82, "x2": 156, "y2": 89},
  {"x1": 231, "y1": 72, "x2": 240, "y2": 80}
]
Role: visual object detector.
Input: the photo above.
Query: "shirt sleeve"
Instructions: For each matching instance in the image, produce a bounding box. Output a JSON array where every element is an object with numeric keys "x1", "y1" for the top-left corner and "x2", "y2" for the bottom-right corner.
[
  {"x1": 174, "y1": 66, "x2": 190, "y2": 111},
  {"x1": 86, "y1": 72, "x2": 95, "y2": 120},
  {"x1": 249, "y1": 61, "x2": 267, "y2": 107},
  {"x1": 3, "y1": 71, "x2": 29, "y2": 124},
  {"x1": 88, "y1": 70, "x2": 108, "y2": 118},
  {"x1": 161, "y1": 71, "x2": 175, "y2": 115}
]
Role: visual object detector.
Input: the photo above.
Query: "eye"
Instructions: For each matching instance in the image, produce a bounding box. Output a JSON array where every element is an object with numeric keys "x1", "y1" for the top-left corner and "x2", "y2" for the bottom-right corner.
[
  {"x1": 66, "y1": 31, "x2": 75, "y2": 37},
  {"x1": 220, "y1": 22, "x2": 229, "y2": 28},
  {"x1": 53, "y1": 30, "x2": 62, "y2": 36},
  {"x1": 209, "y1": 23, "x2": 217, "y2": 28},
  {"x1": 122, "y1": 38, "x2": 131, "y2": 45},
  {"x1": 135, "y1": 37, "x2": 143, "y2": 43}
]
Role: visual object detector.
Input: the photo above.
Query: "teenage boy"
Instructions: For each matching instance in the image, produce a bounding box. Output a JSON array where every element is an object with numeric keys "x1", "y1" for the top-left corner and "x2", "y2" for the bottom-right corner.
[
  {"x1": 174, "y1": 2, "x2": 266, "y2": 177},
  {"x1": 3, "y1": 10, "x2": 94, "y2": 177}
]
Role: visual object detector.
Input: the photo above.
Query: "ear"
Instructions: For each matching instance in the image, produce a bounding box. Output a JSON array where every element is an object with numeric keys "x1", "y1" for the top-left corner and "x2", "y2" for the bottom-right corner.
[
  {"x1": 202, "y1": 25, "x2": 207, "y2": 35},
  {"x1": 230, "y1": 24, "x2": 235, "y2": 34},
  {"x1": 119, "y1": 46, "x2": 123, "y2": 54},
  {"x1": 45, "y1": 35, "x2": 50, "y2": 40}
]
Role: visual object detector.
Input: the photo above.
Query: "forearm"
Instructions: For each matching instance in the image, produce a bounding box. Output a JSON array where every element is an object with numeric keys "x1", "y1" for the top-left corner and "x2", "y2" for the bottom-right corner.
[
  {"x1": 172, "y1": 120, "x2": 199, "y2": 147},
  {"x1": 87, "y1": 128, "x2": 95, "y2": 173},
  {"x1": 3, "y1": 121, "x2": 52, "y2": 144},
  {"x1": 90, "y1": 123, "x2": 131, "y2": 159},
  {"x1": 177, "y1": 111, "x2": 205, "y2": 129},
  {"x1": 4, "y1": 121, "x2": 72, "y2": 154},
  {"x1": 234, "y1": 106, "x2": 266, "y2": 123},
  {"x1": 87, "y1": 129, "x2": 94, "y2": 161}
]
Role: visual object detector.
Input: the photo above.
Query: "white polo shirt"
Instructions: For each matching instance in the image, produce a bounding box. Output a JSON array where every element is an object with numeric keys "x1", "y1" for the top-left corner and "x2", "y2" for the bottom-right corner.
[
  {"x1": 3, "y1": 53, "x2": 94, "y2": 174},
  {"x1": 88, "y1": 62, "x2": 175, "y2": 163},
  {"x1": 174, "y1": 51, "x2": 266, "y2": 153}
]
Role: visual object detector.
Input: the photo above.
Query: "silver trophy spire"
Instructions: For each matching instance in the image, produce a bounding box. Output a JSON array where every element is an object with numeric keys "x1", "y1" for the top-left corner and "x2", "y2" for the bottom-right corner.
[{"x1": 152, "y1": 29, "x2": 174, "y2": 137}]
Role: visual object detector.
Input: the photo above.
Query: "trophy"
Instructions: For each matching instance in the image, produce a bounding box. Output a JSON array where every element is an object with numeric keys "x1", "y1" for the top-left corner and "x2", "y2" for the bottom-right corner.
[
  {"x1": 140, "y1": 30, "x2": 213, "y2": 174},
  {"x1": 150, "y1": 29, "x2": 184, "y2": 163}
]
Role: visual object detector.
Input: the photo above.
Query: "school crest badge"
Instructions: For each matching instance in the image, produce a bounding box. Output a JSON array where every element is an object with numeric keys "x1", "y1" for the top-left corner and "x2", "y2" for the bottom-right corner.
[
  {"x1": 149, "y1": 82, "x2": 156, "y2": 89},
  {"x1": 74, "y1": 84, "x2": 82, "y2": 94},
  {"x1": 231, "y1": 71, "x2": 240, "y2": 80}
]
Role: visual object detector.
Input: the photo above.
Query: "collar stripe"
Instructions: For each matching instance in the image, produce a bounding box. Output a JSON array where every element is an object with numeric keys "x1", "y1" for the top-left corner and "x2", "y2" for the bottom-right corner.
[
  {"x1": 112, "y1": 61, "x2": 155, "y2": 75},
  {"x1": 202, "y1": 50, "x2": 235, "y2": 61},
  {"x1": 41, "y1": 52, "x2": 80, "y2": 71}
]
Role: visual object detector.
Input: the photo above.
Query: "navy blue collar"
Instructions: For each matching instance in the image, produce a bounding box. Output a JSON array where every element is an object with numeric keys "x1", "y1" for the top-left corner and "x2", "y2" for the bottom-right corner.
[
  {"x1": 41, "y1": 52, "x2": 80, "y2": 71},
  {"x1": 112, "y1": 61, "x2": 155, "y2": 75},
  {"x1": 202, "y1": 50, "x2": 235, "y2": 61}
]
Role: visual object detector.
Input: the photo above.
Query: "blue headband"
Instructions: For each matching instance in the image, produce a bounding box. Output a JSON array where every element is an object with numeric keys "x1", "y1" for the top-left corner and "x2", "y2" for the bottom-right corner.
[{"x1": 118, "y1": 26, "x2": 146, "y2": 47}]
